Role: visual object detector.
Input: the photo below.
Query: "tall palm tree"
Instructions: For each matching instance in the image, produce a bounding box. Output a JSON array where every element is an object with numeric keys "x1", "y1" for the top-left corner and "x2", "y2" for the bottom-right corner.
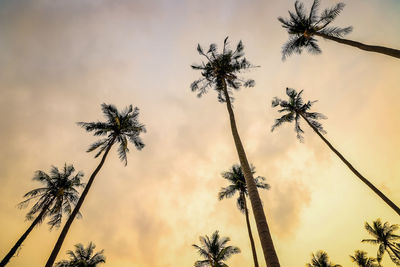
[
  {"x1": 45, "y1": 103, "x2": 146, "y2": 267},
  {"x1": 350, "y1": 250, "x2": 379, "y2": 267},
  {"x1": 192, "y1": 230, "x2": 240, "y2": 267},
  {"x1": 55, "y1": 242, "x2": 105, "y2": 267},
  {"x1": 271, "y1": 88, "x2": 400, "y2": 216},
  {"x1": 191, "y1": 37, "x2": 280, "y2": 267},
  {"x1": 362, "y1": 219, "x2": 400, "y2": 265},
  {"x1": 0, "y1": 164, "x2": 84, "y2": 266},
  {"x1": 306, "y1": 251, "x2": 341, "y2": 267},
  {"x1": 218, "y1": 164, "x2": 270, "y2": 267},
  {"x1": 278, "y1": 0, "x2": 400, "y2": 60}
]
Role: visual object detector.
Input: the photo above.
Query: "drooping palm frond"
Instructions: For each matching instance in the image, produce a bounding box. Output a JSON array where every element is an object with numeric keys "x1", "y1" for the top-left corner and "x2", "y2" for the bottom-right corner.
[
  {"x1": 362, "y1": 219, "x2": 400, "y2": 265},
  {"x1": 191, "y1": 37, "x2": 257, "y2": 103},
  {"x1": 55, "y1": 242, "x2": 105, "y2": 267},
  {"x1": 17, "y1": 164, "x2": 84, "y2": 228},
  {"x1": 278, "y1": 0, "x2": 352, "y2": 59},
  {"x1": 192, "y1": 231, "x2": 240, "y2": 267},
  {"x1": 77, "y1": 103, "x2": 146, "y2": 165},
  {"x1": 306, "y1": 250, "x2": 342, "y2": 267},
  {"x1": 218, "y1": 164, "x2": 269, "y2": 213},
  {"x1": 271, "y1": 87, "x2": 326, "y2": 142}
]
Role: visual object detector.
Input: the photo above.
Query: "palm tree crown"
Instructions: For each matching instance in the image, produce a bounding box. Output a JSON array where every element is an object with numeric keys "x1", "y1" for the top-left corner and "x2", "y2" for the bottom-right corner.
[
  {"x1": 362, "y1": 219, "x2": 400, "y2": 264},
  {"x1": 190, "y1": 37, "x2": 256, "y2": 103},
  {"x1": 218, "y1": 164, "x2": 269, "y2": 212},
  {"x1": 18, "y1": 164, "x2": 84, "y2": 228},
  {"x1": 55, "y1": 242, "x2": 105, "y2": 267},
  {"x1": 306, "y1": 251, "x2": 342, "y2": 267},
  {"x1": 192, "y1": 230, "x2": 240, "y2": 267},
  {"x1": 278, "y1": 0, "x2": 352, "y2": 59},
  {"x1": 271, "y1": 87, "x2": 326, "y2": 141},
  {"x1": 350, "y1": 250, "x2": 379, "y2": 267},
  {"x1": 77, "y1": 103, "x2": 146, "y2": 165}
]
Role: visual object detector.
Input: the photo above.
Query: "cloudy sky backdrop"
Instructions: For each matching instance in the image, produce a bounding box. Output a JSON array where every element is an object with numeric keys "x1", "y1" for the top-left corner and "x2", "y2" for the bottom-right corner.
[{"x1": 0, "y1": 0, "x2": 399, "y2": 266}]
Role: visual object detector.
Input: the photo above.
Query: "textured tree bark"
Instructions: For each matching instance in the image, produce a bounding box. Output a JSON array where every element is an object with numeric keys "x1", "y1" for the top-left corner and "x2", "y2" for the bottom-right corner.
[
  {"x1": 45, "y1": 140, "x2": 115, "y2": 267},
  {"x1": 242, "y1": 193, "x2": 259, "y2": 267},
  {"x1": 222, "y1": 81, "x2": 280, "y2": 267},
  {"x1": 301, "y1": 113, "x2": 400, "y2": 216},
  {"x1": 315, "y1": 32, "x2": 400, "y2": 59},
  {"x1": 0, "y1": 201, "x2": 52, "y2": 266}
]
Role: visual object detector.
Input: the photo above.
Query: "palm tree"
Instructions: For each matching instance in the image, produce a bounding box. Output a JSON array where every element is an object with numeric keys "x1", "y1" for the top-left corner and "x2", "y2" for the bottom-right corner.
[
  {"x1": 45, "y1": 103, "x2": 146, "y2": 267},
  {"x1": 192, "y1": 230, "x2": 240, "y2": 267},
  {"x1": 191, "y1": 37, "x2": 280, "y2": 267},
  {"x1": 0, "y1": 164, "x2": 84, "y2": 266},
  {"x1": 218, "y1": 164, "x2": 270, "y2": 267},
  {"x1": 278, "y1": 0, "x2": 400, "y2": 60},
  {"x1": 362, "y1": 219, "x2": 400, "y2": 265},
  {"x1": 306, "y1": 251, "x2": 341, "y2": 267},
  {"x1": 55, "y1": 242, "x2": 105, "y2": 267},
  {"x1": 350, "y1": 250, "x2": 379, "y2": 267},
  {"x1": 271, "y1": 88, "x2": 400, "y2": 216}
]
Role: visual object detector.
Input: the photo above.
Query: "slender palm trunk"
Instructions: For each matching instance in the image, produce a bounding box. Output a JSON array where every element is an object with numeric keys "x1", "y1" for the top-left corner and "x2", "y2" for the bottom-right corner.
[
  {"x1": 45, "y1": 140, "x2": 115, "y2": 267},
  {"x1": 315, "y1": 32, "x2": 400, "y2": 59},
  {"x1": 300, "y1": 113, "x2": 400, "y2": 216},
  {"x1": 241, "y1": 193, "x2": 259, "y2": 267},
  {"x1": 221, "y1": 81, "x2": 280, "y2": 267},
  {"x1": 0, "y1": 201, "x2": 52, "y2": 266}
]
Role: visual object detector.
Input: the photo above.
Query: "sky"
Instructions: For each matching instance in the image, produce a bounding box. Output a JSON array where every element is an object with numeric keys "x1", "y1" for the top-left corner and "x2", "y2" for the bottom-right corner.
[{"x1": 0, "y1": 0, "x2": 399, "y2": 266}]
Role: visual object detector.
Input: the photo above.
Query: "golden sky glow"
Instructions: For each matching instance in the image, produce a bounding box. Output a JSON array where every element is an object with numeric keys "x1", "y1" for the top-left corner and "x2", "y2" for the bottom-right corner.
[{"x1": 0, "y1": 0, "x2": 400, "y2": 266}]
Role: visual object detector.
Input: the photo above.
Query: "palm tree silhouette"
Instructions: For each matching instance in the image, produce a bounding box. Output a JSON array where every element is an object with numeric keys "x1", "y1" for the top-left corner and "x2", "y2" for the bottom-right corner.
[
  {"x1": 191, "y1": 37, "x2": 280, "y2": 267},
  {"x1": 278, "y1": 0, "x2": 400, "y2": 60},
  {"x1": 350, "y1": 250, "x2": 379, "y2": 267},
  {"x1": 306, "y1": 251, "x2": 341, "y2": 267},
  {"x1": 362, "y1": 219, "x2": 400, "y2": 265},
  {"x1": 271, "y1": 87, "x2": 400, "y2": 216},
  {"x1": 192, "y1": 230, "x2": 240, "y2": 267},
  {"x1": 0, "y1": 164, "x2": 84, "y2": 266},
  {"x1": 55, "y1": 242, "x2": 105, "y2": 267},
  {"x1": 218, "y1": 164, "x2": 270, "y2": 267},
  {"x1": 45, "y1": 104, "x2": 146, "y2": 267}
]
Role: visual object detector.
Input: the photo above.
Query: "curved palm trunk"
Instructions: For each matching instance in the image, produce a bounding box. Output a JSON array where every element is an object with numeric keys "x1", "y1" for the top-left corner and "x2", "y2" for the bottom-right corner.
[
  {"x1": 0, "y1": 201, "x2": 52, "y2": 266},
  {"x1": 222, "y1": 82, "x2": 280, "y2": 267},
  {"x1": 300, "y1": 113, "x2": 400, "y2": 216},
  {"x1": 241, "y1": 193, "x2": 259, "y2": 267},
  {"x1": 315, "y1": 32, "x2": 400, "y2": 59},
  {"x1": 45, "y1": 140, "x2": 115, "y2": 267}
]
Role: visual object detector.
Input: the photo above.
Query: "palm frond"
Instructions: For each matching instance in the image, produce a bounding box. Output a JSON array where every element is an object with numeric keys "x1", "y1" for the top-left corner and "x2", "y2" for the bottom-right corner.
[
  {"x1": 236, "y1": 196, "x2": 246, "y2": 213},
  {"x1": 271, "y1": 112, "x2": 295, "y2": 132},
  {"x1": 318, "y1": 2, "x2": 346, "y2": 26},
  {"x1": 319, "y1": 26, "x2": 352, "y2": 37},
  {"x1": 294, "y1": 1, "x2": 307, "y2": 21},
  {"x1": 218, "y1": 185, "x2": 238, "y2": 200},
  {"x1": 281, "y1": 36, "x2": 303, "y2": 60},
  {"x1": 309, "y1": 0, "x2": 320, "y2": 23},
  {"x1": 307, "y1": 39, "x2": 322, "y2": 54}
]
